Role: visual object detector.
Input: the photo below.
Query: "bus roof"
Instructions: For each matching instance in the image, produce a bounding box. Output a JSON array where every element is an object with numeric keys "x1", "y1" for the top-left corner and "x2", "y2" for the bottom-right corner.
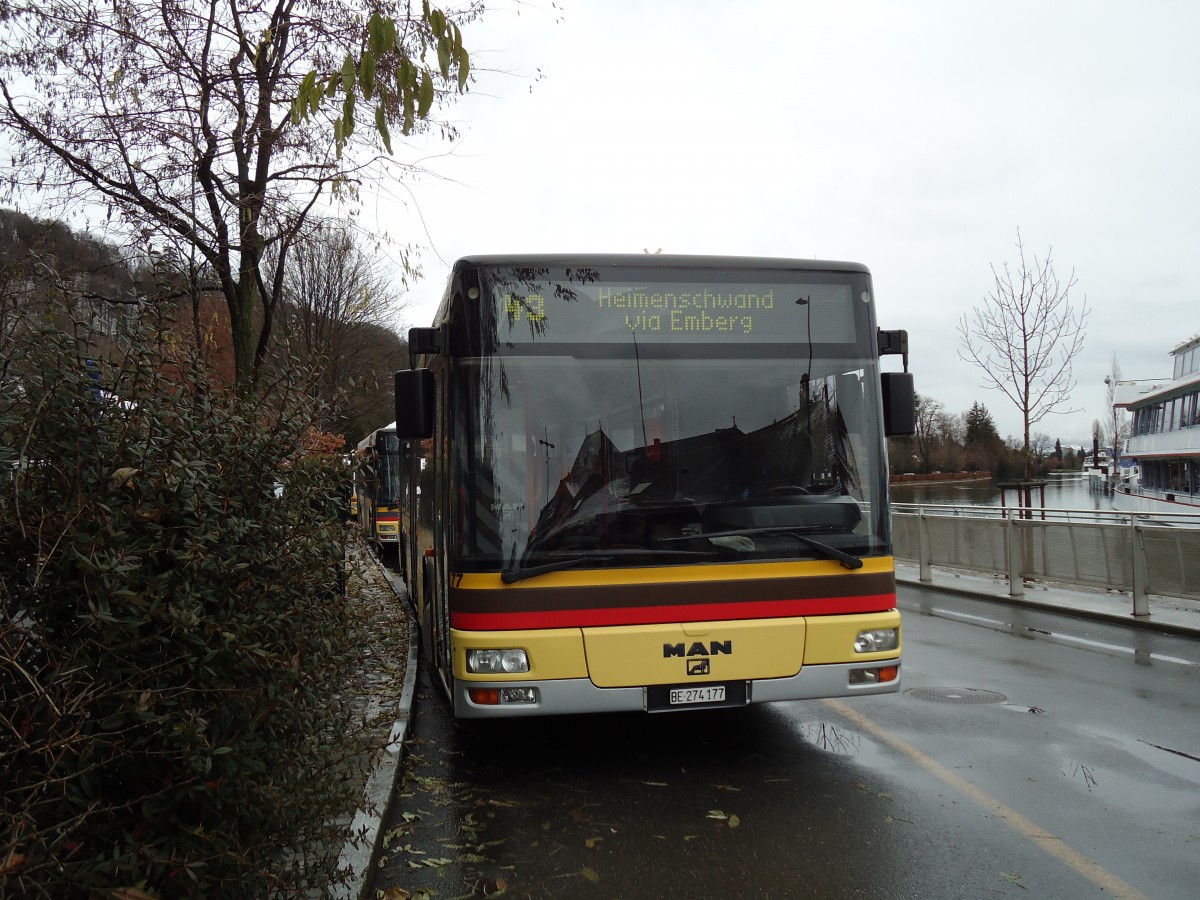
[
  {"x1": 355, "y1": 422, "x2": 397, "y2": 452},
  {"x1": 451, "y1": 254, "x2": 870, "y2": 274}
]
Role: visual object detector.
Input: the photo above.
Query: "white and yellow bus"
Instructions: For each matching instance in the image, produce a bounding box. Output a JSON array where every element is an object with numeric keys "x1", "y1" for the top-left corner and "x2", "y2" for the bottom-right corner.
[
  {"x1": 394, "y1": 255, "x2": 914, "y2": 718},
  {"x1": 354, "y1": 422, "x2": 403, "y2": 562}
]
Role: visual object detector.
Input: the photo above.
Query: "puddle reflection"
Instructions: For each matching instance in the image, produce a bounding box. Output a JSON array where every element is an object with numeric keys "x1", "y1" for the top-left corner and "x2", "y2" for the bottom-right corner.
[{"x1": 796, "y1": 721, "x2": 861, "y2": 756}]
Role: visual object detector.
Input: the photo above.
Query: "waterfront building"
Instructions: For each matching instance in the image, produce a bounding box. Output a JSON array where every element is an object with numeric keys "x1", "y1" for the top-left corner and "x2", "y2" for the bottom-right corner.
[{"x1": 1113, "y1": 335, "x2": 1200, "y2": 518}]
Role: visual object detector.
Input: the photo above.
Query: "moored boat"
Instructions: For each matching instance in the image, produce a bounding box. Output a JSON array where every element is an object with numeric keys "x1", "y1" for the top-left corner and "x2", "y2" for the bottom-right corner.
[{"x1": 1111, "y1": 335, "x2": 1200, "y2": 523}]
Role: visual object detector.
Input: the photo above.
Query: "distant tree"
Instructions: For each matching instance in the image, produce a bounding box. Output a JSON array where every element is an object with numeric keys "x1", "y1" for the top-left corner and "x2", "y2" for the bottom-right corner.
[
  {"x1": 961, "y1": 402, "x2": 1001, "y2": 473},
  {"x1": 0, "y1": 1, "x2": 475, "y2": 385},
  {"x1": 1054, "y1": 438, "x2": 1063, "y2": 459},
  {"x1": 1031, "y1": 432, "x2": 1051, "y2": 463},
  {"x1": 958, "y1": 230, "x2": 1089, "y2": 477},
  {"x1": 338, "y1": 322, "x2": 409, "y2": 443},
  {"x1": 277, "y1": 218, "x2": 408, "y2": 439},
  {"x1": 0, "y1": 209, "x2": 142, "y2": 361},
  {"x1": 912, "y1": 393, "x2": 946, "y2": 474},
  {"x1": 964, "y1": 401, "x2": 1002, "y2": 448},
  {"x1": 937, "y1": 410, "x2": 966, "y2": 472}
]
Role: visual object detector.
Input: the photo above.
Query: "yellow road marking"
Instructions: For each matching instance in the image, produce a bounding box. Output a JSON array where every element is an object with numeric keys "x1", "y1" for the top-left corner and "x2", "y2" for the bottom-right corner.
[{"x1": 824, "y1": 699, "x2": 1151, "y2": 900}]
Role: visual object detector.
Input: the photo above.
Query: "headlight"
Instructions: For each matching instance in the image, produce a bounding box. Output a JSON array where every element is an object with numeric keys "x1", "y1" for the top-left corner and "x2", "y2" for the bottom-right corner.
[
  {"x1": 466, "y1": 648, "x2": 530, "y2": 674},
  {"x1": 854, "y1": 628, "x2": 899, "y2": 653}
]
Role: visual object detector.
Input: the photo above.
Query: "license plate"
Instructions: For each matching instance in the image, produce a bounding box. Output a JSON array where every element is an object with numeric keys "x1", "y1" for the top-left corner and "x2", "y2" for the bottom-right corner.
[
  {"x1": 647, "y1": 681, "x2": 746, "y2": 711},
  {"x1": 669, "y1": 686, "x2": 726, "y2": 705}
]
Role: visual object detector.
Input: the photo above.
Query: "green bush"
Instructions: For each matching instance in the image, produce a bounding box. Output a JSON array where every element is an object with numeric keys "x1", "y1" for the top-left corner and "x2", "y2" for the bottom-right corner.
[{"x1": 1, "y1": 314, "x2": 371, "y2": 897}]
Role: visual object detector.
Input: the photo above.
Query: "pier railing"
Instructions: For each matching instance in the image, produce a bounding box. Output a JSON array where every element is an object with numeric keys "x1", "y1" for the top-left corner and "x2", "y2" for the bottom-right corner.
[{"x1": 891, "y1": 503, "x2": 1200, "y2": 616}]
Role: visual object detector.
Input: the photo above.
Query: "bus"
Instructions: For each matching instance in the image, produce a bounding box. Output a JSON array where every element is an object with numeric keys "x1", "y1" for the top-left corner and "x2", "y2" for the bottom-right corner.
[
  {"x1": 393, "y1": 255, "x2": 915, "y2": 718},
  {"x1": 354, "y1": 421, "x2": 404, "y2": 563}
]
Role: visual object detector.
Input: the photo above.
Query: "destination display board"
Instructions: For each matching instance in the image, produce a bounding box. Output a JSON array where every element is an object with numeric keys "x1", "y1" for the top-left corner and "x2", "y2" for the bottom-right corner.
[{"x1": 486, "y1": 275, "x2": 862, "y2": 345}]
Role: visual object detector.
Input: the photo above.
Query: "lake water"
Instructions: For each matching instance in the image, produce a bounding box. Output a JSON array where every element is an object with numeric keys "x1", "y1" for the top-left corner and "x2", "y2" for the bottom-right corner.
[{"x1": 889, "y1": 471, "x2": 1107, "y2": 512}]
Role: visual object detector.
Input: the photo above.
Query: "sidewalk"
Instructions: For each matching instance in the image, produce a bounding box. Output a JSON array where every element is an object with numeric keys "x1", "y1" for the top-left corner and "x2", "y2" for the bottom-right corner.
[
  {"x1": 332, "y1": 536, "x2": 419, "y2": 900},
  {"x1": 895, "y1": 559, "x2": 1200, "y2": 638}
]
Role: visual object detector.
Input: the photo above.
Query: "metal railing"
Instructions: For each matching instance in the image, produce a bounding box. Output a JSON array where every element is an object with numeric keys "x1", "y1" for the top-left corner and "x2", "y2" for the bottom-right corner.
[{"x1": 892, "y1": 503, "x2": 1200, "y2": 617}]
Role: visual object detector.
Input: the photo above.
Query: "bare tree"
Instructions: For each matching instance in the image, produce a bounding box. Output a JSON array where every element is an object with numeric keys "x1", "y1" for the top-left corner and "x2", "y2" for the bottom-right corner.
[
  {"x1": 937, "y1": 410, "x2": 965, "y2": 472},
  {"x1": 0, "y1": 0, "x2": 475, "y2": 384},
  {"x1": 958, "y1": 230, "x2": 1089, "y2": 477},
  {"x1": 278, "y1": 218, "x2": 406, "y2": 436},
  {"x1": 1030, "y1": 432, "x2": 1052, "y2": 463},
  {"x1": 912, "y1": 393, "x2": 945, "y2": 474}
]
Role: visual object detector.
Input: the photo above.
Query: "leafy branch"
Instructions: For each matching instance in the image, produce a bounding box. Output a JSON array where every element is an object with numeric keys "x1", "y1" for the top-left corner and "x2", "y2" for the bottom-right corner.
[{"x1": 291, "y1": 6, "x2": 471, "y2": 157}]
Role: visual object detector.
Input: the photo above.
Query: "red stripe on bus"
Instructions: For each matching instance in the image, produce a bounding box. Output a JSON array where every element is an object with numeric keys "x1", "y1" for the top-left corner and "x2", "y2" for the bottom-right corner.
[{"x1": 449, "y1": 593, "x2": 896, "y2": 630}]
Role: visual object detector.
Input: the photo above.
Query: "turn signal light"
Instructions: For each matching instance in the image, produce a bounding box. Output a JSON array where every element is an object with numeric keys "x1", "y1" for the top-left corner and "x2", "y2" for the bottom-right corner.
[{"x1": 467, "y1": 687, "x2": 539, "y2": 706}]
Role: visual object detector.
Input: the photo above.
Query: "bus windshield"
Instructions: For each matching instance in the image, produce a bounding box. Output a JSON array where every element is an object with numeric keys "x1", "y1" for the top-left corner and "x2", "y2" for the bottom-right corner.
[
  {"x1": 453, "y1": 350, "x2": 888, "y2": 571},
  {"x1": 377, "y1": 432, "x2": 401, "y2": 492}
]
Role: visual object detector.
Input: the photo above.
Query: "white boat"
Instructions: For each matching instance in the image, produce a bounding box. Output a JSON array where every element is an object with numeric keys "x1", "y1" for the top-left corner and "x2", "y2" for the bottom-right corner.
[
  {"x1": 1082, "y1": 448, "x2": 1113, "y2": 486},
  {"x1": 1082, "y1": 447, "x2": 1140, "y2": 496},
  {"x1": 1110, "y1": 334, "x2": 1200, "y2": 523}
]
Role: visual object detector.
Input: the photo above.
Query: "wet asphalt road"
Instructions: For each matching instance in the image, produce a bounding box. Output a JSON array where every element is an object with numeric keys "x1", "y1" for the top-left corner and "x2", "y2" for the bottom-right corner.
[{"x1": 372, "y1": 587, "x2": 1200, "y2": 899}]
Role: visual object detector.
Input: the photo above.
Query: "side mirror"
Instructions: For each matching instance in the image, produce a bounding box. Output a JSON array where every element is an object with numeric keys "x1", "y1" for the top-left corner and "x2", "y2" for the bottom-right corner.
[
  {"x1": 394, "y1": 369, "x2": 435, "y2": 439},
  {"x1": 881, "y1": 372, "x2": 915, "y2": 437}
]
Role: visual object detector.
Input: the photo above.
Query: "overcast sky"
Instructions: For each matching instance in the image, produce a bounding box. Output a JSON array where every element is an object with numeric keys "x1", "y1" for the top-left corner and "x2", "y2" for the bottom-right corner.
[{"x1": 365, "y1": 0, "x2": 1200, "y2": 446}]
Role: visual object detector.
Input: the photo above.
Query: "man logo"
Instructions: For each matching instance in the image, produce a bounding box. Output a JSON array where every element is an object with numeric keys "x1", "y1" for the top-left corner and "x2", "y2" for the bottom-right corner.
[
  {"x1": 687, "y1": 658, "x2": 711, "y2": 676},
  {"x1": 662, "y1": 640, "x2": 732, "y2": 658}
]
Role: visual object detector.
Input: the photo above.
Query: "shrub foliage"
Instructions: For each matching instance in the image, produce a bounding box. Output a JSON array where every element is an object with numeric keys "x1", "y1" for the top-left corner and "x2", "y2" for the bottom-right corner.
[{"x1": 1, "y1": 314, "x2": 371, "y2": 897}]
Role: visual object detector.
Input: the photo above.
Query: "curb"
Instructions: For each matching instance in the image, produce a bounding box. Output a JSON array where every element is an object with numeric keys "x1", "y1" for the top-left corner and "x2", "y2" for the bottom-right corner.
[{"x1": 335, "y1": 567, "x2": 419, "y2": 900}]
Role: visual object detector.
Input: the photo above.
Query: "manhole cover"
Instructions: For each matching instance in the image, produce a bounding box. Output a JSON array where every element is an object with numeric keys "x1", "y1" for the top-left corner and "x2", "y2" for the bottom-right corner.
[{"x1": 906, "y1": 687, "x2": 1007, "y2": 704}]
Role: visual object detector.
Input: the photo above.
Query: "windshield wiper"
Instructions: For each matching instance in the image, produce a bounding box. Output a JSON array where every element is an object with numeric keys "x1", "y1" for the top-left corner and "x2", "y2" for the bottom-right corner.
[
  {"x1": 501, "y1": 548, "x2": 714, "y2": 584},
  {"x1": 667, "y1": 526, "x2": 864, "y2": 570}
]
